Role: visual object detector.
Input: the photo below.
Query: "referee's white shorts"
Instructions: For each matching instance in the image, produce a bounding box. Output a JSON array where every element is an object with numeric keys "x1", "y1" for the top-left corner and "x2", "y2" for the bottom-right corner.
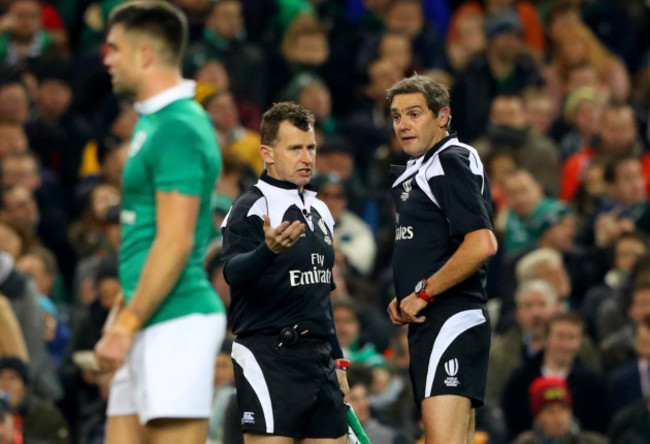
[{"x1": 107, "y1": 312, "x2": 226, "y2": 425}]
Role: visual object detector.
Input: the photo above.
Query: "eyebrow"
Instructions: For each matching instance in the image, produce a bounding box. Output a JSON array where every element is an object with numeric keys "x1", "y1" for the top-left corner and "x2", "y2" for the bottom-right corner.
[{"x1": 390, "y1": 105, "x2": 424, "y2": 113}]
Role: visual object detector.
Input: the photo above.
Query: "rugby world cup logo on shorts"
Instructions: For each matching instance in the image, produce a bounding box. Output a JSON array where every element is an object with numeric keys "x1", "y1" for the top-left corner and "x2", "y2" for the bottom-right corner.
[
  {"x1": 444, "y1": 358, "x2": 460, "y2": 387},
  {"x1": 401, "y1": 179, "x2": 413, "y2": 201}
]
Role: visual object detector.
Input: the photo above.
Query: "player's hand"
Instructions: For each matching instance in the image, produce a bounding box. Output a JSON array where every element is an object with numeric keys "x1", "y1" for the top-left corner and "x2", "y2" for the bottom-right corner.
[
  {"x1": 263, "y1": 214, "x2": 305, "y2": 253},
  {"x1": 94, "y1": 325, "x2": 135, "y2": 373},
  {"x1": 387, "y1": 297, "x2": 407, "y2": 325},
  {"x1": 399, "y1": 293, "x2": 427, "y2": 323}
]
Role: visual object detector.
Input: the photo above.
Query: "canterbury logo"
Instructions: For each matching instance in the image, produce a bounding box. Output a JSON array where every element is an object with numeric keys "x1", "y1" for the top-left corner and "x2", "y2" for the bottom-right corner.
[
  {"x1": 403, "y1": 179, "x2": 413, "y2": 192},
  {"x1": 444, "y1": 358, "x2": 459, "y2": 377},
  {"x1": 318, "y1": 218, "x2": 329, "y2": 235}
]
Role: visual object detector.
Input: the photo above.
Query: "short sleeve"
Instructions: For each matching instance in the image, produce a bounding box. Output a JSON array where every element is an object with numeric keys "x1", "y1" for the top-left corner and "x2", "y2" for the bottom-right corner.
[
  {"x1": 428, "y1": 147, "x2": 493, "y2": 238},
  {"x1": 147, "y1": 122, "x2": 205, "y2": 195}
]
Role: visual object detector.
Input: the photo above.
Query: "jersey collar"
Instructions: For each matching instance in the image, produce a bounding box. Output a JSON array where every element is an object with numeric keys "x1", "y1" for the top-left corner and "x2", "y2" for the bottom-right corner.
[
  {"x1": 134, "y1": 80, "x2": 196, "y2": 115},
  {"x1": 259, "y1": 171, "x2": 317, "y2": 193},
  {"x1": 422, "y1": 132, "x2": 458, "y2": 163}
]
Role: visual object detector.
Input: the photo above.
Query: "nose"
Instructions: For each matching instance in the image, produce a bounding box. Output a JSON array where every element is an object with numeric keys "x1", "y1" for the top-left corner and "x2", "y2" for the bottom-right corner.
[
  {"x1": 398, "y1": 119, "x2": 411, "y2": 132},
  {"x1": 300, "y1": 148, "x2": 314, "y2": 163}
]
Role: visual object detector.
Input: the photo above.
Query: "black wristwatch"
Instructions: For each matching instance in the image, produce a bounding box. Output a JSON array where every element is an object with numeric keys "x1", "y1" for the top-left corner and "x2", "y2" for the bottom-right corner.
[{"x1": 414, "y1": 279, "x2": 434, "y2": 302}]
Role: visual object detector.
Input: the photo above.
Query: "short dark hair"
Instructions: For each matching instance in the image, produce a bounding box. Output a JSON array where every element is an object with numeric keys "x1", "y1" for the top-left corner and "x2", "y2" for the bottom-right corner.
[
  {"x1": 24, "y1": 246, "x2": 58, "y2": 276},
  {"x1": 260, "y1": 102, "x2": 314, "y2": 146},
  {"x1": 386, "y1": 74, "x2": 450, "y2": 116},
  {"x1": 545, "y1": 312, "x2": 584, "y2": 338},
  {"x1": 107, "y1": 0, "x2": 188, "y2": 65},
  {"x1": 603, "y1": 154, "x2": 640, "y2": 184}
]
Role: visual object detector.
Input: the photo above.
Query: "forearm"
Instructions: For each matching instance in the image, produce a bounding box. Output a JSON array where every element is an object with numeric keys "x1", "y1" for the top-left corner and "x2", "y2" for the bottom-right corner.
[
  {"x1": 0, "y1": 295, "x2": 28, "y2": 361},
  {"x1": 426, "y1": 231, "x2": 496, "y2": 296},
  {"x1": 223, "y1": 243, "x2": 277, "y2": 286},
  {"x1": 125, "y1": 236, "x2": 193, "y2": 324}
]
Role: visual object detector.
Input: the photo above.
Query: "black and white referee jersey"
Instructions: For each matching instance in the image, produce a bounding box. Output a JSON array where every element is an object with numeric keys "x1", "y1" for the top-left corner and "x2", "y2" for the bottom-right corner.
[
  {"x1": 221, "y1": 172, "x2": 340, "y2": 345},
  {"x1": 391, "y1": 133, "x2": 494, "y2": 306}
]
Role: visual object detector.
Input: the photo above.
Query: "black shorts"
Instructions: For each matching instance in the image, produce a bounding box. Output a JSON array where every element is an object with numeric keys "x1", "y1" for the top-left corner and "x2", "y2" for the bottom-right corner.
[
  {"x1": 231, "y1": 333, "x2": 348, "y2": 439},
  {"x1": 408, "y1": 300, "x2": 490, "y2": 409}
]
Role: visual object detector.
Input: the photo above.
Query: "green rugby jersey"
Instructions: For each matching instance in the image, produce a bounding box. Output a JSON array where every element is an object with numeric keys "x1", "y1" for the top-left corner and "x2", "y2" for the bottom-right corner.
[{"x1": 120, "y1": 81, "x2": 224, "y2": 327}]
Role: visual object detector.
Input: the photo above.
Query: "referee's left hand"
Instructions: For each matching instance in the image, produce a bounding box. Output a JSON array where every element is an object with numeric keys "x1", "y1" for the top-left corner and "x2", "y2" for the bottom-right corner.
[{"x1": 399, "y1": 293, "x2": 427, "y2": 323}]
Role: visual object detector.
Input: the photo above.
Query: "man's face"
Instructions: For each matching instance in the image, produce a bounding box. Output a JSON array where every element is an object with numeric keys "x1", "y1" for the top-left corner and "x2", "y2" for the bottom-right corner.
[
  {"x1": 545, "y1": 321, "x2": 582, "y2": 367},
  {"x1": 333, "y1": 307, "x2": 359, "y2": 348},
  {"x1": 348, "y1": 384, "x2": 370, "y2": 423},
  {"x1": 0, "y1": 370, "x2": 25, "y2": 409},
  {"x1": 318, "y1": 183, "x2": 347, "y2": 223},
  {"x1": 10, "y1": 0, "x2": 41, "y2": 40},
  {"x1": 386, "y1": 2, "x2": 423, "y2": 38},
  {"x1": 516, "y1": 290, "x2": 558, "y2": 340},
  {"x1": 488, "y1": 31, "x2": 521, "y2": 62},
  {"x1": 16, "y1": 254, "x2": 54, "y2": 296},
  {"x1": 541, "y1": 215, "x2": 577, "y2": 252},
  {"x1": 535, "y1": 403, "x2": 573, "y2": 436},
  {"x1": 629, "y1": 289, "x2": 650, "y2": 325},
  {"x1": 0, "y1": 125, "x2": 28, "y2": 161},
  {"x1": 0, "y1": 85, "x2": 29, "y2": 125},
  {"x1": 537, "y1": 260, "x2": 571, "y2": 300},
  {"x1": 209, "y1": 0, "x2": 243, "y2": 40},
  {"x1": 262, "y1": 121, "x2": 316, "y2": 189},
  {"x1": 37, "y1": 80, "x2": 72, "y2": 120},
  {"x1": 391, "y1": 93, "x2": 443, "y2": 158},
  {"x1": 206, "y1": 93, "x2": 239, "y2": 132},
  {"x1": 503, "y1": 171, "x2": 542, "y2": 217},
  {"x1": 366, "y1": 59, "x2": 401, "y2": 100},
  {"x1": 600, "y1": 107, "x2": 638, "y2": 154},
  {"x1": 104, "y1": 25, "x2": 142, "y2": 97},
  {"x1": 0, "y1": 186, "x2": 39, "y2": 230},
  {"x1": 1, "y1": 157, "x2": 41, "y2": 192},
  {"x1": 300, "y1": 85, "x2": 331, "y2": 120},
  {"x1": 491, "y1": 96, "x2": 526, "y2": 129},
  {"x1": 379, "y1": 34, "x2": 412, "y2": 73},
  {"x1": 613, "y1": 159, "x2": 646, "y2": 207},
  {"x1": 614, "y1": 238, "x2": 647, "y2": 272},
  {"x1": 288, "y1": 33, "x2": 329, "y2": 66}
]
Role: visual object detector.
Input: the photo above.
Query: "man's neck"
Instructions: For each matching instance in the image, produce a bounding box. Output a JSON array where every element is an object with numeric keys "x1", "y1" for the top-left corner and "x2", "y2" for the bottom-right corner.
[
  {"x1": 136, "y1": 69, "x2": 183, "y2": 102},
  {"x1": 542, "y1": 354, "x2": 571, "y2": 374},
  {"x1": 487, "y1": 52, "x2": 515, "y2": 79}
]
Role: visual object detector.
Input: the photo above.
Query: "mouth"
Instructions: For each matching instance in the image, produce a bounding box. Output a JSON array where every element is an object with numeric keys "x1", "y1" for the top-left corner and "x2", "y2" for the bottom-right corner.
[
  {"x1": 401, "y1": 136, "x2": 416, "y2": 143},
  {"x1": 297, "y1": 168, "x2": 312, "y2": 177}
]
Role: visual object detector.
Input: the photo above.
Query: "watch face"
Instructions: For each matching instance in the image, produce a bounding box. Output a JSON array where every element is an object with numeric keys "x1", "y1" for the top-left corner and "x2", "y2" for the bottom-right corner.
[{"x1": 414, "y1": 280, "x2": 426, "y2": 293}]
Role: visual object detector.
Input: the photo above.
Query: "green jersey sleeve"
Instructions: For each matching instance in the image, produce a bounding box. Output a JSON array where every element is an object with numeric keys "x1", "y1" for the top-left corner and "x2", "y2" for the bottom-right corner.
[{"x1": 147, "y1": 122, "x2": 207, "y2": 195}]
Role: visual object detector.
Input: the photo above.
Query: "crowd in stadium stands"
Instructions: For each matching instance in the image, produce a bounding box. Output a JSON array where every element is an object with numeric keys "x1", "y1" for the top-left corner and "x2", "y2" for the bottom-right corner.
[{"x1": 1, "y1": 0, "x2": 650, "y2": 442}]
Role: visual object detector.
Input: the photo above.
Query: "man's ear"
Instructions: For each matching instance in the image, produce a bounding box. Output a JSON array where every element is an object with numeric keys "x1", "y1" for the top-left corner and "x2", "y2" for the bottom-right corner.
[
  {"x1": 260, "y1": 145, "x2": 273, "y2": 165},
  {"x1": 438, "y1": 107, "x2": 451, "y2": 128}
]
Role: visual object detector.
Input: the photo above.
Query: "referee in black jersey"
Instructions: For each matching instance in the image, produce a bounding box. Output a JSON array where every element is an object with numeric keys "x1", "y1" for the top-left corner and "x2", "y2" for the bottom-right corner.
[
  {"x1": 386, "y1": 75, "x2": 498, "y2": 443},
  {"x1": 221, "y1": 102, "x2": 349, "y2": 443}
]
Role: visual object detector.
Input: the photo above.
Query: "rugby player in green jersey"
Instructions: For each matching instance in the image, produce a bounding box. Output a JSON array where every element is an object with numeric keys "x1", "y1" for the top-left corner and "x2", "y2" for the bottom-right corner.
[{"x1": 94, "y1": 2, "x2": 225, "y2": 443}]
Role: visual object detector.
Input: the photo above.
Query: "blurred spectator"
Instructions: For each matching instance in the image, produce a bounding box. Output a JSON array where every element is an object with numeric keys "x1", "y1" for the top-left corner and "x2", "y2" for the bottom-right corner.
[
  {"x1": 294, "y1": 76, "x2": 337, "y2": 135},
  {"x1": 0, "y1": 122, "x2": 28, "y2": 162},
  {"x1": 203, "y1": 91, "x2": 263, "y2": 176},
  {"x1": 0, "y1": 391, "x2": 19, "y2": 444},
  {"x1": 523, "y1": 88, "x2": 555, "y2": 138},
  {"x1": 446, "y1": 11, "x2": 484, "y2": 73},
  {"x1": 36, "y1": 294, "x2": 70, "y2": 370},
  {"x1": 607, "y1": 313, "x2": 650, "y2": 417},
  {"x1": 448, "y1": 1, "x2": 545, "y2": 56},
  {"x1": 207, "y1": 339, "x2": 239, "y2": 444},
  {"x1": 0, "y1": 81, "x2": 29, "y2": 125},
  {"x1": 333, "y1": 299, "x2": 386, "y2": 369},
  {"x1": 608, "y1": 397, "x2": 650, "y2": 443},
  {"x1": 474, "y1": 96, "x2": 560, "y2": 196},
  {"x1": 558, "y1": 87, "x2": 601, "y2": 161},
  {"x1": 502, "y1": 313, "x2": 607, "y2": 438},
  {"x1": 25, "y1": 61, "x2": 92, "y2": 199},
  {"x1": 600, "y1": 281, "x2": 650, "y2": 374},
  {"x1": 513, "y1": 376, "x2": 607, "y2": 444},
  {"x1": 0, "y1": 249, "x2": 61, "y2": 401},
  {"x1": 384, "y1": 0, "x2": 446, "y2": 70},
  {"x1": 184, "y1": 0, "x2": 266, "y2": 108},
  {"x1": 0, "y1": 357, "x2": 68, "y2": 443},
  {"x1": 314, "y1": 173, "x2": 375, "y2": 276},
  {"x1": 544, "y1": 23, "x2": 630, "y2": 109},
  {"x1": 343, "y1": 58, "x2": 399, "y2": 169},
  {"x1": 497, "y1": 169, "x2": 566, "y2": 253},
  {"x1": 375, "y1": 31, "x2": 413, "y2": 78},
  {"x1": 515, "y1": 249, "x2": 572, "y2": 308},
  {"x1": 561, "y1": 103, "x2": 644, "y2": 202},
  {"x1": 451, "y1": 7, "x2": 543, "y2": 142},
  {"x1": 0, "y1": 0, "x2": 66, "y2": 66},
  {"x1": 0, "y1": 223, "x2": 21, "y2": 261},
  {"x1": 487, "y1": 280, "x2": 600, "y2": 404},
  {"x1": 346, "y1": 364, "x2": 411, "y2": 444},
  {"x1": 582, "y1": 231, "x2": 648, "y2": 339},
  {"x1": 15, "y1": 246, "x2": 57, "y2": 300},
  {"x1": 0, "y1": 184, "x2": 40, "y2": 252}
]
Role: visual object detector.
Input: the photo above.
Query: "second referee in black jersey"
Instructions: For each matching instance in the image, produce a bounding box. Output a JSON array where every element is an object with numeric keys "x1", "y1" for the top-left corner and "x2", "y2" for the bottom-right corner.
[
  {"x1": 386, "y1": 75, "x2": 498, "y2": 444},
  {"x1": 221, "y1": 102, "x2": 348, "y2": 442}
]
